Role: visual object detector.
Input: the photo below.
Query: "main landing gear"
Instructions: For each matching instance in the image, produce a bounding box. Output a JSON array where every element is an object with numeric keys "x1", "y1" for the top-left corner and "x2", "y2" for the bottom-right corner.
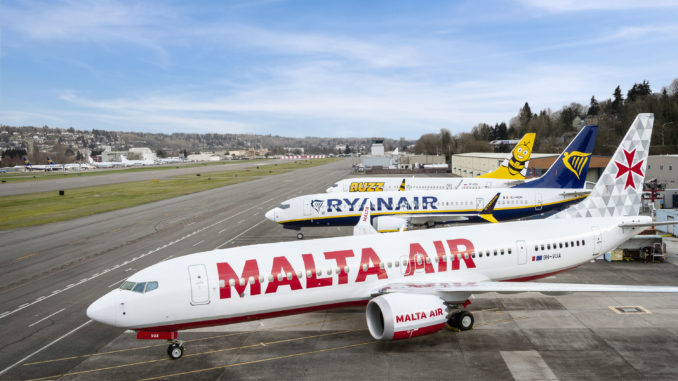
[
  {"x1": 167, "y1": 340, "x2": 185, "y2": 360},
  {"x1": 447, "y1": 310, "x2": 474, "y2": 331},
  {"x1": 297, "y1": 232, "x2": 304, "y2": 239}
]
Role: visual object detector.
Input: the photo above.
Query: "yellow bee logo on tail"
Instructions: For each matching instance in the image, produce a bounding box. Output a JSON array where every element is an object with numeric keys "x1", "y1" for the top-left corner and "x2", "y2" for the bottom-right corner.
[
  {"x1": 562, "y1": 151, "x2": 590, "y2": 180},
  {"x1": 398, "y1": 179, "x2": 406, "y2": 191},
  {"x1": 477, "y1": 133, "x2": 535, "y2": 180}
]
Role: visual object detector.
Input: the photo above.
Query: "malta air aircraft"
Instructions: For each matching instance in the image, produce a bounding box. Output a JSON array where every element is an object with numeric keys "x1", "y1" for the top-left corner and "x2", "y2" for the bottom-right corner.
[
  {"x1": 87, "y1": 114, "x2": 678, "y2": 360},
  {"x1": 326, "y1": 133, "x2": 535, "y2": 193},
  {"x1": 266, "y1": 126, "x2": 596, "y2": 238}
]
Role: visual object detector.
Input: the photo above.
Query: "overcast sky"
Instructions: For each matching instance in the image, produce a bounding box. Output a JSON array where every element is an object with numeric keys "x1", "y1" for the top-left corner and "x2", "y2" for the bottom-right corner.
[{"x1": 1, "y1": 0, "x2": 677, "y2": 139}]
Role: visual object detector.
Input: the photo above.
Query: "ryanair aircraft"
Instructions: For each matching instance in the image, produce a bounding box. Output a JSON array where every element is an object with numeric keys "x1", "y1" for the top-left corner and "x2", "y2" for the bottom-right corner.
[
  {"x1": 326, "y1": 133, "x2": 536, "y2": 193},
  {"x1": 267, "y1": 126, "x2": 597, "y2": 238}
]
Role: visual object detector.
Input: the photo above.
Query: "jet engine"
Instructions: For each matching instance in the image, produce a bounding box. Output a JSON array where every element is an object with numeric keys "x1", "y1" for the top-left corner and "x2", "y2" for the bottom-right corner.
[
  {"x1": 372, "y1": 216, "x2": 409, "y2": 232},
  {"x1": 366, "y1": 293, "x2": 447, "y2": 340}
]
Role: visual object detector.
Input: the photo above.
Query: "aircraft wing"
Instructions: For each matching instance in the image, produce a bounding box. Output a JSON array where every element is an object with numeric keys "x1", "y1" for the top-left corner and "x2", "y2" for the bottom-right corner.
[
  {"x1": 559, "y1": 190, "x2": 591, "y2": 197},
  {"x1": 377, "y1": 280, "x2": 678, "y2": 296}
]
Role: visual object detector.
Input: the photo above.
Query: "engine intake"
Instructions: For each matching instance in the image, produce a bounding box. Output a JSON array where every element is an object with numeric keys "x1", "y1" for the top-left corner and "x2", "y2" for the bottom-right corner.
[
  {"x1": 372, "y1": 216, "x2": 408, "y2": 232},
  {"x1": 366, "y1": 293, "x2": 447, "y2": 340}
]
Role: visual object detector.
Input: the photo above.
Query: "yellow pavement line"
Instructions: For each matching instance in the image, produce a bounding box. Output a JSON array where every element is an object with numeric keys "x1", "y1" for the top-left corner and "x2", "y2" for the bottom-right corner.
[
  {"x1": 14, "y1": 253, "x2": 36, "y2": 261},
  {"x1": 139, "y1": 340, "x2": 377, "y2": 381},
  {"x1": 26, "y1": 330, "x2": 365, "y2": 380},
  {"x1": 24, "y1": 316, "x2": 356, "y2": 366}
]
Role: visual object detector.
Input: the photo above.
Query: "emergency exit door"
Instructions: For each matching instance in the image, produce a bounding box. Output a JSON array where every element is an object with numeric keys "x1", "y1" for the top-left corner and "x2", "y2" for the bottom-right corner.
[
  {"x1": 516, "y1": 240, "x2": 527, "y2": 265},
  {"x1": 188, "y1": 264, "x2": 210, "y2": 305}
]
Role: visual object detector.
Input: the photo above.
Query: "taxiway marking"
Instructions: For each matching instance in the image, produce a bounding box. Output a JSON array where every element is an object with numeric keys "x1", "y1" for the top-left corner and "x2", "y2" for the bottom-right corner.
[
  {"x1": 15, "y1": 253, "x2": 36, "y2": 261},
  {"x1": 23, "y1": 316, "x2": 356, "y2": 365},
  {"x1": 140, "y1": 340, "x2": 376, "y2": 381},
  {"x1": 0, "y1": 320, "x2": 92, "y2": 377},
  {"x1": 216, "y1": 220, "x2": 266, "y2": 248},
  {"x1": 192, "y1": 240, "x2": 204, "y2": 247},
  {"x1": 26, "y1": 330, "x2": 364, "y2": 380},
  {"x1": 28, "y1": 308, "x2": 65, "y2": 327}
]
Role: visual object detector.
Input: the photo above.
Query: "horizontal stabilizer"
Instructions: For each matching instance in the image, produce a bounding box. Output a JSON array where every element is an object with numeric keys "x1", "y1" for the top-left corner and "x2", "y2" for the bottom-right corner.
[{"x1": 619, "y1": 221, "x2": 678, "y2": 228}]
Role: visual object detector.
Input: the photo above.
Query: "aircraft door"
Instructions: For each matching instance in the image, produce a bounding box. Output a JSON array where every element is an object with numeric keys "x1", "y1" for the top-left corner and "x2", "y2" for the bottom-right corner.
[
  {"x1": 592, "y1": 227, "x2": 602, "y2": 255},
  {"x1": 516, "y1": 240, "x2": 527, "y2": 265},
  {"x1": 188, "y1": 264, "x2": 210, "y2": 305},
  {"x1": 476, "y1": 198, "x2": 484, "y2": 210},
  {"x1": 535, "y1": 193, "x2": 543, "y2": 211},
  {"x1": 303, "y1": 199, "x2": 311, "y2": 216}
]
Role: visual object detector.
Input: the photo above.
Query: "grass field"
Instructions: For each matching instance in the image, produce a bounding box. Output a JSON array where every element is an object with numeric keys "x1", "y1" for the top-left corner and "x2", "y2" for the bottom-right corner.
[
  {"x1": 0, "y1": 159, "x2": 266, "y2": 184},
  {"x1": 0, "y1": 158, "x2": 338, "y2": 230}
]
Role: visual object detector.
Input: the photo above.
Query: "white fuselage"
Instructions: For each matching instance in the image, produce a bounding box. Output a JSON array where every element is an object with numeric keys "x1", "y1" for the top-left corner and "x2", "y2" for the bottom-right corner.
[
  {"x1": 268, "y1": 188, "x2": 587, "y2": 229},
  {"x1": 87, "y1": 216, "x2": 646, "y2": 332},
  {"x1": 326, "y1": 177, "x2": 520, "y2": 193}
]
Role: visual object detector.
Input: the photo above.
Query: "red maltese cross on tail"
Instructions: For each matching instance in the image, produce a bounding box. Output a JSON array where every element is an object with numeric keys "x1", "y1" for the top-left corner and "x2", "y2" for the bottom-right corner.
[{"x1": 615, "y1": 149, "x2": 644, "y2": 190}]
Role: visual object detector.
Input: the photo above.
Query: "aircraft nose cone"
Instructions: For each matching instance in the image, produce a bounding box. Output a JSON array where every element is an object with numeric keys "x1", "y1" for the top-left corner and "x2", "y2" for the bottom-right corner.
[
  {"x1": 265, "y1": 208, "x2": 276, "y2": 222},
  {"x1": 87, "y1": 293, "x2": 118, "y2": 327}
]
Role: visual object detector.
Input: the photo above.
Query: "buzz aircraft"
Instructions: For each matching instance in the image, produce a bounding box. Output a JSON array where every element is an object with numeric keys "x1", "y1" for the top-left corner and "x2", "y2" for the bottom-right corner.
[
  {"x1": 267, "y1": 126, "x2": 597, "y2": 238},
  {"x1": 327, "y1": 133, "x2": 536, "y2": 193},
  {"x1": 87, "y1": 114, "x2": 678, "y2": 360}
]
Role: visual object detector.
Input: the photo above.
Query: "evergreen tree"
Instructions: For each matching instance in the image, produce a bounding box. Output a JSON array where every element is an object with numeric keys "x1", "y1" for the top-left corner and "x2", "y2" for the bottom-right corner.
[
  {"x1": 587, "y1": 96, "x2": 600, "y2": 116},
  {"x1": 519, "y1": 102, "x2": 532, "y2": 127},
  {"x1": 627, "y1": 80, "x2": 652, "y2": 103}
]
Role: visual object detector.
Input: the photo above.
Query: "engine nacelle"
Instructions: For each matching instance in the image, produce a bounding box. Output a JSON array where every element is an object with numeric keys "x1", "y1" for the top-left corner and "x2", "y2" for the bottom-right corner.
[
  {"x1": 372, "y1": 216, "x2": 409, "y2": 232},
  {"x1": 366, "y1": 293, "x2": 447, "y2": 340}
]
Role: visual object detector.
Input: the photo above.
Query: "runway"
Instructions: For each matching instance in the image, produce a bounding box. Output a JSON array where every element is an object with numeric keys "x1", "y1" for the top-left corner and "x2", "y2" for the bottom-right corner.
[
  {"x1": 0, "y1": 159, "x2": 280, "y2": 196},
  {"x1": 2, "y1": 158, "x2": 678, "y2": 380}
]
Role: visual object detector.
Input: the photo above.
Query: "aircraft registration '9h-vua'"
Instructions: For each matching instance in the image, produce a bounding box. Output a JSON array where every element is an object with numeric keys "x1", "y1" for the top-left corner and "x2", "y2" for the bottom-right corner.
[
  {"x1": 88, "y1": 113, "x2": 678, "y2": 361},
  {"x1": 326, "y1": 133, "x2": 536, "y2": 193}
]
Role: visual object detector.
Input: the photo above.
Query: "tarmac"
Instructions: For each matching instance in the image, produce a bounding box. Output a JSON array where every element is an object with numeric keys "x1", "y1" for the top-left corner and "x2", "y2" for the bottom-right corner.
[{"x1": 2, "y1": 159, "x2": 678, "y2": 380}]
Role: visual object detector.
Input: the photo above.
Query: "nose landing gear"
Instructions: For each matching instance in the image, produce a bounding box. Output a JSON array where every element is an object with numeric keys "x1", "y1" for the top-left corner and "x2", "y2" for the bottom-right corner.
[
  {"x1": 167, "y1": 340, "x2": 185, "y2": 359},
  {"x1": 297, "y1": 232, "x2": 304, "y2": 239}
]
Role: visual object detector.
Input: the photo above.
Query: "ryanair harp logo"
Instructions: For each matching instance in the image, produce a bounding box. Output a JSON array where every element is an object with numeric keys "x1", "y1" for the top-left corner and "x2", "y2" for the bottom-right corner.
[
  {"x1": 562, "y1": 151, "x2": 590, "y2": 179},
  {"x1": 310, "y1": 200, "x2": 324, "y2": 213}
]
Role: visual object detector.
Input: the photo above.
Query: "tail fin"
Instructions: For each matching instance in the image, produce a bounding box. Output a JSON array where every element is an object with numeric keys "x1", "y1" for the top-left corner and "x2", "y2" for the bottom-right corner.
[
  {"x1": 353, "y1": 206, "x2": 378, "y2": 235},
  {"x1": 47, "y1": 156, "x2": 56, "y2": 165},
  {"x1": 477, "y1": 133, "x2": 535, "y2": 179},
  {"x1": 398, "y1": 179, "x2": 406, "y2": 191},
  {"x1": 515, "y1": 125, "x2": 597, "y2": 189},
  {"x1": 22, "y1": 156, "x2": 32, "y2": 167},
  {"x1": 87, "y1": 156, "x2": 95, "y2": 164},
  {"x1": 553, "y1": 114, "x2": 653, "y2": 218}
]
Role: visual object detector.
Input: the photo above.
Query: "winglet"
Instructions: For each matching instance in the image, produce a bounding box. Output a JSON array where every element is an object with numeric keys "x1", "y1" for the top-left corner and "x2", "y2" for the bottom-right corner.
[
  {"x1": 353, "y1": 206, "x2": 378, "y2": 235},
  {"x1": 479, "y1": 193, "x2": 500, "y2": 223},
  {"x1": 398, "y1": 179, "x2": 406, "y2": 191}
]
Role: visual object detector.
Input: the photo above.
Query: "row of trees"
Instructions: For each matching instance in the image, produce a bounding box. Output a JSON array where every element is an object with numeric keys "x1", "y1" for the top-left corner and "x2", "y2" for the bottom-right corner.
[{"x1": 415, "y1": 78, "x2": 678, "y2": 159}]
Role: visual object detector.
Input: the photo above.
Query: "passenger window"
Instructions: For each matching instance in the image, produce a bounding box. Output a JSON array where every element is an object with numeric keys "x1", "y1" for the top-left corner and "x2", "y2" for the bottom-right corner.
[
  {"x1": 541, "y1": 245, "x2": 545, "y2": 251},
  {"x1": 479, "y1": 252, "x2": 483, "y2": 257},
  {"x1": 535, "y1": 245, "x2": 539, "y2": 251},
  {"x1": 576, "y1": 241, "x2": 580, "y2": 246},
  {"x1": 268, "y1": 274, "x2": 274, "y2": 282},
  {"x1": 571, "y1": 241, "x2": 574, "y2": 247},
  {"x1": 547, "y1": 244, "x2": 551, "y2": 250},
  {"x1": 132, "y1": 282, "x2": 146, "y2": 293},
  {"x1": 394, "y1": 261, "x2": 399, "y2": 267},
  {"x1": 145, "y1": 281, "x2": 158, "y2": 292},
  {"x1": 494, "y1": 250, "x2": 497, "y2": 256},
  {"x1": 565, "y1": 242, "x2": 568, "y2": 248},
  {"x1": 508, "y1": 248, "x2": 512, "y2": 254},
  {"x1": 582, "y1": 240, "x2": 585, "y2": 245},
  {"x1": 500, "y1": 249, "x2": 504, "y2": 255},
  {"x1": 559, "y1": 243, "x2": 563, "y2": 249}
]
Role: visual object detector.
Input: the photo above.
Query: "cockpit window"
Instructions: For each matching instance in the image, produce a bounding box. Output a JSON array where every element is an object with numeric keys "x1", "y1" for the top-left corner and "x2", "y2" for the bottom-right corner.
[
  {"x1": 145, "y1": 281, "x2": 159, "y2": 292},
  {"x1": 120, "y1": 281, "x2": 135, "y2": 290},
  {"x1": 278, "y1": 203, "x2": 290, "y2": 209},
  {"x1": 132, "y1": 282, "x2": 147, "y2": 293},
  {"x1": 331, "y1": 183, "x2": 338, "y2": 187},
  {"x1": 120, "y1": 280, "x2": 158, "y2": 293}
]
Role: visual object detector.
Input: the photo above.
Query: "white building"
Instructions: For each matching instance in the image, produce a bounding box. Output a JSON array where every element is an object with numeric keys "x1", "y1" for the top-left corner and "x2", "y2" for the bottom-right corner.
[{"x1": 128, "y1": 147, "x2": 156, "y2": 161}]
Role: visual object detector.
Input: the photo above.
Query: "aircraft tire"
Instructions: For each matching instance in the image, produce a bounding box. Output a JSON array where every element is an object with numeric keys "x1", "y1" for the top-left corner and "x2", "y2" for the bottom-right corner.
[
  {"x1": 456, "y1": 310, "x2": 474, "y2": 331},
  {"x1": 168, "y1": 343, "x2": 184, "y2": 360},
  {"x1": 297, "y1": 232, "x2": 304, "y2": 239}
]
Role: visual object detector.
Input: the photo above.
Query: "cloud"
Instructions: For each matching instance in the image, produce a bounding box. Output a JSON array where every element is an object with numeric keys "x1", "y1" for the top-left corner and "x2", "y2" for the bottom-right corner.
[{"x1": 518, "y1": 0, "x2": 678, "y2": 12}]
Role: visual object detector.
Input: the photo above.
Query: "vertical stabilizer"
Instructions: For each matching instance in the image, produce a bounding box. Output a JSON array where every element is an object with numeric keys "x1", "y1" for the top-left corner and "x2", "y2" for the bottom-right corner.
[
  {"x1": 515, "y1": 125, "x2": 597, "y2": 189},
  {"x1": 553, "y1": 113, "x2": 653, "y2": 218},
  {"x1": 353, "y1": 206, "x2": 378, "y2": 235}
]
